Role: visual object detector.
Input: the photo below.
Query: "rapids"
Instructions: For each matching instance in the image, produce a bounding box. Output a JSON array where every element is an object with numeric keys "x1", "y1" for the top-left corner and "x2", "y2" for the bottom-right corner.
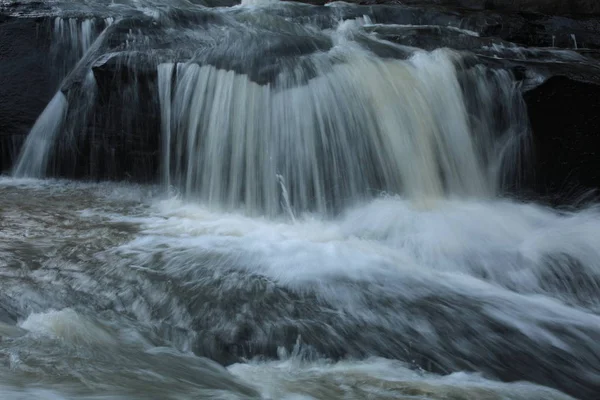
[
  {"x1": 2, "y1": 178, "x2": 599, "y2": 400},
  {"x1": 2, "y1": 0, "x2": 600, "y2": 399}
]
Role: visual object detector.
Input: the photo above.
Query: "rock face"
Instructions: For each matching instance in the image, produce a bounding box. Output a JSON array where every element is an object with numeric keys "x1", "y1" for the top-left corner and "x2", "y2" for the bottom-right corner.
[
  {"x1": 0, "y1": 15, "x2": 55, "y2": 172},
  {"x1": 458, "y1": 0, "x2": 600, "y2": 15}
]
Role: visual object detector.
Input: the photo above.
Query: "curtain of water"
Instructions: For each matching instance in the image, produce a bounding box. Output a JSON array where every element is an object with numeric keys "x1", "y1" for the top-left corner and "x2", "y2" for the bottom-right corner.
[{"x1": 158, "y1": 49, "x2": 526, "y2": 215}]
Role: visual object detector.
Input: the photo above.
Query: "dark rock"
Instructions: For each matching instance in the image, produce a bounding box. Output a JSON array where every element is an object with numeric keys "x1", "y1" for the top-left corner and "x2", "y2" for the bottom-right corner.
[
  {"x1": 0, "y1": 16, "x2": 55, "y2": 172},
  {"x1": 524, "y1": 76, "x2": 600, "y2": 204},
  {"x1": 307, "y1": 0, "x2": 600, "y2": 16},
  {"x1": 465, "y1": 0, "x2": 600, "y2": 16},
  {"x1": 42, "y1": 54, "x2": 162, "y2": 182}
]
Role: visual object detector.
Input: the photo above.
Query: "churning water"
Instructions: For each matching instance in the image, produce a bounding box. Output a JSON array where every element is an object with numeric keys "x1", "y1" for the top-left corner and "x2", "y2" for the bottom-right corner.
[
  {"x1": 2, "y1": 0, "x2": 600, "y2": 399},
  {"x1": 2, "y1": 178, "x2": 599, "y2": 400}
]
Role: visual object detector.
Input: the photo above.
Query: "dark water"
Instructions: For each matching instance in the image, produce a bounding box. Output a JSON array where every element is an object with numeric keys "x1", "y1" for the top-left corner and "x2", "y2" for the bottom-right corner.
[{"x1": 2, "y1": 1, "x2": 600, "y2": 399}]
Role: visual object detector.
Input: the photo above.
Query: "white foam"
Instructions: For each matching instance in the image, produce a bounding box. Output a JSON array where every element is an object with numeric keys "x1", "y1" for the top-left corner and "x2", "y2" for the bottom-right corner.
[
  {"x1": 241, "y1": 0, "x2": 279, "y2": 6},
  {"x1": 19, "y1": 309, "x2": 117, "y2": 347},
  {"x1": 133, "y1": 196, "x2": 598, "y2": 283},
  {"x1": 228, "y1": 356, "x2": 575, "y2": 399}
]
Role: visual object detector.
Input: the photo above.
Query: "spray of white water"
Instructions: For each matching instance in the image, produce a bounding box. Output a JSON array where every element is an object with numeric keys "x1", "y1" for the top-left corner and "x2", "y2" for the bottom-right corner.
[{"x1": 241, "y1": 0, "x2": 279, "y2": 6}]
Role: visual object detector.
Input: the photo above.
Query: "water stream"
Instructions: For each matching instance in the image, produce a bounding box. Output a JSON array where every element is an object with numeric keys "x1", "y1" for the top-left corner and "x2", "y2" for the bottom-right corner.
[{"x1": 2, "y1": 1, "x2": 600, "y2": 399}]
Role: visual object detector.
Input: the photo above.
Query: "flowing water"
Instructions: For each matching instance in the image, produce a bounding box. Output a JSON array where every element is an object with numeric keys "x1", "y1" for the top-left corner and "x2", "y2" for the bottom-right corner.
[{"x1": 2, "y1": 1, "x2": 600, "y2": 399}]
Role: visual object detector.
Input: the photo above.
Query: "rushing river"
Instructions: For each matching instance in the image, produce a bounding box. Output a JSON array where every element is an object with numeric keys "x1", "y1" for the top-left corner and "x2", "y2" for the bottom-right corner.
[
  {"x1": 2, "y1": 177, "x2": 599, "y2": 400},
  {"x1": 2, "y1": 0, "x2": 600, "y2": 399}
]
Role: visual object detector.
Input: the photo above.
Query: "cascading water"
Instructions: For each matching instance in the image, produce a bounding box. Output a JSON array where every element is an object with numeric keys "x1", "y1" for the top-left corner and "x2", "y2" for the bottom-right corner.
[
  {"x1": 2, "y1": 2, "x2": 600, "y2": 400},
  {"x1": 14, "y1": 12, "x2": 529, "y2": 215},
  {"x1": 158, "y1": 48, "x2": 513, "y2": 215}
]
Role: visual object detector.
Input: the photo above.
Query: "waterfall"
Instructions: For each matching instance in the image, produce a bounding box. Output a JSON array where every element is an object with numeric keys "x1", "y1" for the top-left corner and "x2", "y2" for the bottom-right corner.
[
  {"x1": 158, "y1": 63, "x2": 176, "y2": 189},
  {"x1": 4, "y1": 3, "x2": 600, "y2": 400},
  {"x1": 50, "y1": 17, "x2": 113, "y2": 84},
  {"x1": 158, "y1": 48, "x2": 526, "y2": 215},
  {"x1": 11, "y1": 8, "x2": 529, "y2": 216},
  {"x1": 12, "y1": 19, "x2": 113, "y2": 179}
]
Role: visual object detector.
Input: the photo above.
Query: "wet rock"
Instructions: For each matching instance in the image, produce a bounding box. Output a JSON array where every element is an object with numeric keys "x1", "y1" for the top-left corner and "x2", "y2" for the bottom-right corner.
[
  {"x1": 46, "y1": 53, "x2": 162, "y2": 182},
  {"x1": 524, "y1": 76, "x2": 600, "y2": 203},
  {"x1": 457, "y1": 0, "x2": 600, "y2": 15},
  {"x1": 0, "y1": 15, "x2": 55, "y2": 172},
  {"x1": 307, "y1": 0, "x2": 600, "y2": 16},
  {"x1": 0, "y1": 305, "x2": 16, "y2": 326}
]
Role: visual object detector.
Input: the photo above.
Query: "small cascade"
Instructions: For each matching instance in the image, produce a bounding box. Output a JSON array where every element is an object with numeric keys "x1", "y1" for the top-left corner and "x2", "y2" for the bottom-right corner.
[
  {"x1": 158, "y1": 63, "x2": 176, "y2": 189},
  {"x1": 571, "y1": 34, "x2": 578, "y2": 49},
  {"x1": 13, "y1": 19, "x2": 113, "y2": 179},
  {"x1": 4, "y1": 3, "x2": 600, "y2": 400},
  {"x1": 458, "y1": 64, "x2": 530, "y2": 192},
  {"x1": 12, "y1": 92, "x2": 68, "y2": 178},
  {"x1": 50, "y1": 17, "x2": 114, "y2": 83}
]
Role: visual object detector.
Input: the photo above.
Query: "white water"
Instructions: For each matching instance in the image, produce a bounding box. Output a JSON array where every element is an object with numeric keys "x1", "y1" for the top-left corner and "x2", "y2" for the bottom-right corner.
[
  {"x1": 1, "y1": 178, "x2": 597, "y2": 399},
  {"x1": 53, "y1": 17, "x2": 95, "y2": 55},
  {"x1": 12, "y1": 93, "x2": 68, "y2": 177},
  {"x1": 117, "y1": 195, "x2": 600, "y2": 310},
  {"x1": 241, "y1": 0, "x2": 279, "y2": 6},
  {"x1": 159, "y1": 46, "x2": 522, "y2": 215},
  {"x1": 50, "y1": 17, "x2": 114, "y2": 82}
]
